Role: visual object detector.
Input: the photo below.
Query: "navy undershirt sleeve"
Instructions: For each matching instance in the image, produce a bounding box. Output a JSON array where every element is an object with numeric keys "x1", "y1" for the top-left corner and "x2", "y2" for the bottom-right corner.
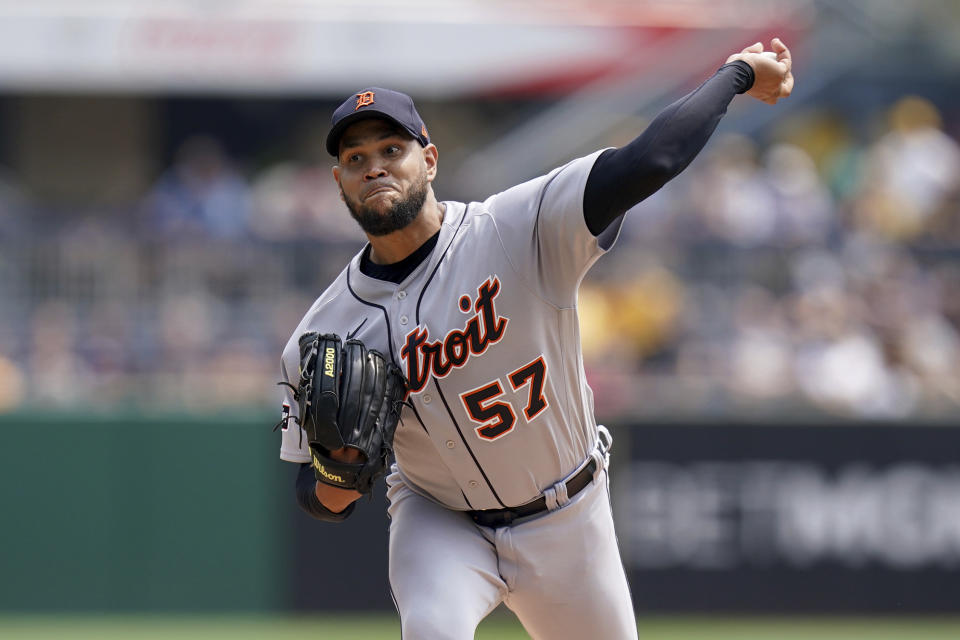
[
  {"x1": 295, "y1": 462, "x2": 356, "y2": 522},
  {"x1": 583, "y1": 60, "x2": 754, "y2": 236}
]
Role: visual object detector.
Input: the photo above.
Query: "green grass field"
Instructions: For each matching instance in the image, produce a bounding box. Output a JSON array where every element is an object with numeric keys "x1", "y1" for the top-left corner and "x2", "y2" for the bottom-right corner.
[{"x1": 2, "y1": 614, "x2": 960, "y2": 639}]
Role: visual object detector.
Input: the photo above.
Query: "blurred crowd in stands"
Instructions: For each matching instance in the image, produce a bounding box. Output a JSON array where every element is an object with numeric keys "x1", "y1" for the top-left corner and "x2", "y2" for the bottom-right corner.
[{"x1": 0, "y1": 95, "x2": 958, "y2": 421}]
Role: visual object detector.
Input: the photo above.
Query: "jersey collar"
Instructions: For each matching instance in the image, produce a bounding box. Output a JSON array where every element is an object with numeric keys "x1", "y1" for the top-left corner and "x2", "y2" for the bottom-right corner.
[{"x1": 348, "y1": 201, "x2": 467, "y2": 301}]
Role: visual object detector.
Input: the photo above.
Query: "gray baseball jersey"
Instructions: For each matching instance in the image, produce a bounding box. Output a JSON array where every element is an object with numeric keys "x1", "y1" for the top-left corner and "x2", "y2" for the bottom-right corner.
[{"x1": 279, "y1": 149, "x2": 622, "y2": 511}]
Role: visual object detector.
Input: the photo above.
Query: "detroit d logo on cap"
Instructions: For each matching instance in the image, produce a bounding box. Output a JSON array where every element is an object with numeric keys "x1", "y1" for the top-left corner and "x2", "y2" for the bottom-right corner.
[{"x1": 355, "y1": 91, "x2": 375, "y2": 110}]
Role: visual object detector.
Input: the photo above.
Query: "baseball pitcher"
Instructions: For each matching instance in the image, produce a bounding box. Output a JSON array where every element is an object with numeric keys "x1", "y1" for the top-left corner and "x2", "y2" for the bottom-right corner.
[{"x1": 276, "y1": 39, "x2": 794, "y2": 639}]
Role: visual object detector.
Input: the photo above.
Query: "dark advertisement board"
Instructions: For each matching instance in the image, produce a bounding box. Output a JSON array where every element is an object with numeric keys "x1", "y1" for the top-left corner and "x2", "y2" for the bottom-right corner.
[
  {"x1": 612, "y1": 423, "x2": 960, "y2": 613},
  {"x1": 289, "y1": 423, "x2": 960, "y2": 613},
  {"x1": 290, "y1": 477, "x2": 393, "y2": 612}
]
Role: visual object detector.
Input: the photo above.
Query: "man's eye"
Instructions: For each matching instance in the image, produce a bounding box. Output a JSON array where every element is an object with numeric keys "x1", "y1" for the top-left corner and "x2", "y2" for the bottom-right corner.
[
  {"x1": 349, "y1": 154, "x2": 362, "y2": 163},
  {"x1": 385, "y1": 145, "x2": 400, "y2": 155}
]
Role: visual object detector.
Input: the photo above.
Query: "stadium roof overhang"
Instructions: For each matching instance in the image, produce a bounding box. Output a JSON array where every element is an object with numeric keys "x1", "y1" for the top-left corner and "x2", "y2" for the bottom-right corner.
[{"x1": 0, "y1": 0, "x2": 809, "y2": 96}]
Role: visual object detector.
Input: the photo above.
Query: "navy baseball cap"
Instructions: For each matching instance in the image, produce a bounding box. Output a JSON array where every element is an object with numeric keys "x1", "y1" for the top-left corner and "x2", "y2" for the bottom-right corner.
[{"x1": 325, "y1": 87, "x2": 430, "y2": 157}]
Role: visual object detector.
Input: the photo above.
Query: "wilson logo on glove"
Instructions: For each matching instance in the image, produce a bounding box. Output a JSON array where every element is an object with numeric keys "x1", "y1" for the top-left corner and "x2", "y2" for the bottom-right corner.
[{"x1": 312, "y1": 456, "x2": 345, "y2": 484}]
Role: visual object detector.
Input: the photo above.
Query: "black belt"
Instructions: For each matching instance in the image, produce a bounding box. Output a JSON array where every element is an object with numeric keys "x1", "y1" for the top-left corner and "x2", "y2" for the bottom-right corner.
[{"x1": 467, "y1": 457, "x2": 598, "y2": 528}]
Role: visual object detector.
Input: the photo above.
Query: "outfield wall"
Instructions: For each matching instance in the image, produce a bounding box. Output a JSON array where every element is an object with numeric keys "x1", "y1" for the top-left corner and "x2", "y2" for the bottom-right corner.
[
  {"x1": 0, "y1": 412, "x2": 289, "y2": 611},
  {"x1": 3, "y1": 415, "x2": 959, "y2": 613}
]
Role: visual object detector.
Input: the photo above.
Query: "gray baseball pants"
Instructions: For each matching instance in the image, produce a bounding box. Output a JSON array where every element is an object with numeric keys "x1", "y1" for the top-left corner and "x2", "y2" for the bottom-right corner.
[{"x1": 386, "y1": 463, "x2": 638, "y2": 639}]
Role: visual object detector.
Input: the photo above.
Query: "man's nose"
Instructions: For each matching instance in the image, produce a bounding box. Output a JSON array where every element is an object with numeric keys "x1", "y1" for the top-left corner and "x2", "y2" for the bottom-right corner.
[{"x1": 364, "y1": 165, "x2": 388, "y2": 181}]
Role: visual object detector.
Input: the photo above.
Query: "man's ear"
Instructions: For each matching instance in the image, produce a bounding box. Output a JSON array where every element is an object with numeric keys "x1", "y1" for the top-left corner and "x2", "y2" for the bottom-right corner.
[{"x1": 423, "y1": 144, "x2": 438, "y2": 181}]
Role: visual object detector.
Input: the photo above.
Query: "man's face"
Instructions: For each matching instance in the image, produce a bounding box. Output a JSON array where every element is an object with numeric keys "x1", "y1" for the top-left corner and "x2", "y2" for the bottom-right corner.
[{"x1": 332, "y1": 119, "x2": 437, "y2": 236}]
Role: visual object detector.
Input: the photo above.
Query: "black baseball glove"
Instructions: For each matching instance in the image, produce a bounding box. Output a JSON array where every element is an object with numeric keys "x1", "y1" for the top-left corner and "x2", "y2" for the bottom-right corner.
[{"x1": 293, "y1": 332, "x2": 407, "y2": 494}]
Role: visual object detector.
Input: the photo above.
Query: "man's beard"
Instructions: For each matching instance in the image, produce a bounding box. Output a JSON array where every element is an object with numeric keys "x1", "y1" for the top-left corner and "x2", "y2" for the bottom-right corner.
[{"x1": 343, "y1": 173, "x2": 429, "y2": 237}]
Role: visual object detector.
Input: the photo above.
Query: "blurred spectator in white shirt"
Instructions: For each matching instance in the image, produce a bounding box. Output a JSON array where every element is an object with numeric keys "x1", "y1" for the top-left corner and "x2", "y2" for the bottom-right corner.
[
  {"x1": 695, "y1": 134, "x2": 779, "y2": 246},
  {"x1": 853, "y1": 96, "x2": 960, "y2": 241},
  {"x1": 763, "y1": 143, "x2": 834, "y2": 245}
]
